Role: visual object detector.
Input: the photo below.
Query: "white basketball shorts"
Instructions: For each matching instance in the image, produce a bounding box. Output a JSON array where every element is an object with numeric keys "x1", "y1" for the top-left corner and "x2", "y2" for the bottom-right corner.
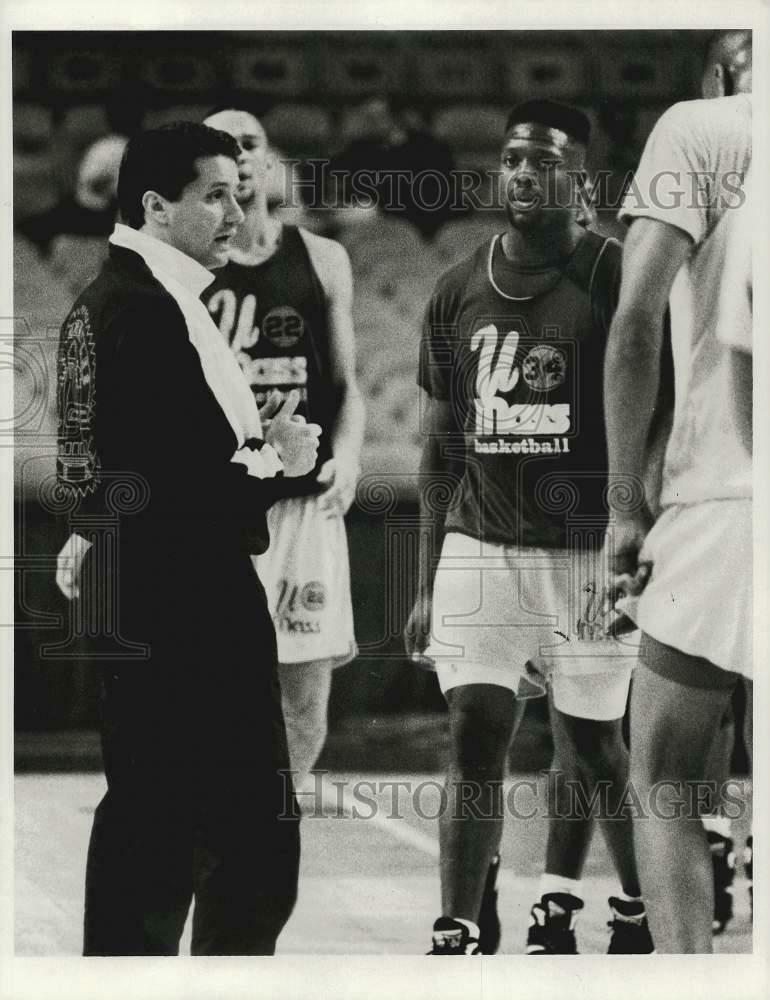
[
  {"x1": 254, "y1": 494, "x2": 357, "y2": 668},
  {"x1": 425, "y1": 532, "x2": 637, "y2": 720},
  {"x1": 617, "y1": 498, "x2": 752, "y2": 680}
]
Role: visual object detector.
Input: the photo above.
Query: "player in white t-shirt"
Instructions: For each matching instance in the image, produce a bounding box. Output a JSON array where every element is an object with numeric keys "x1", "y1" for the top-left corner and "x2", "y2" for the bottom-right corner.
[
  {"x1": 603, "y1": 93, "x2": 752, "y2": 952},
  {"x1": 716, "y1": 168, "x2": 752, "y2": 450},
  {"x1": 694, "y1": 31, "x2": 752, "y2": 932},
  {"x1": 713, "y1": 173, "x2": 753, "y2": 916}
]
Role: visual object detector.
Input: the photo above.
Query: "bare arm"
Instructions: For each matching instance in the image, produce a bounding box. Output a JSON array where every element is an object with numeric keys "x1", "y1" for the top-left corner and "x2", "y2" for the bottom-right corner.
[
  {"x1": 731, "y1": 348, "x2": 752, "y2": 456},
  {"x1": 606, "y1": 217, "x2": 691, "y2": 491},
  {"x1": 302, "y1": 229, "x2": 365, "y2": 512},
  {"x1": 404, "y1": 396, "x2": 463, "y2": 657},
  {"x1": 604, "y1": 216, "x2": 692, "y2": 574}
]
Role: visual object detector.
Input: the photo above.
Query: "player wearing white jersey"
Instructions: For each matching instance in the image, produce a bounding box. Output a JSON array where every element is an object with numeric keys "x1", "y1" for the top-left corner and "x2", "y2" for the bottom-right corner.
[{"x1": 604, "y1": 91, "x2": 752, "y2": 953}]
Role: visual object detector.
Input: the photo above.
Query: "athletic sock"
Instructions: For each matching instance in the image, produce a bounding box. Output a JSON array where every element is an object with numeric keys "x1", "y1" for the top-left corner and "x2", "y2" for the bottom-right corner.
[
  {"x1": 616, "y1": 890, "x2": 643, "y2": 904},
  {"x1": 451, "y1": 918, "x2": 480, "y2": 939},
  {"x1": 538, "y1": 874, "x2": 583, "y2": 900}
]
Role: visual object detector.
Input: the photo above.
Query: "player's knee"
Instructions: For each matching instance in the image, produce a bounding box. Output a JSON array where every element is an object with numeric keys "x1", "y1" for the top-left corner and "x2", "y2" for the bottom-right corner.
[
  {"x1": 282, "y1": 688, "x2": 328, "y2": 733},
  {"x1": 448, "y1": 701, "x2": 514, "y2": 774},
  {"x1": 560, "y1": 715, "x2": 627, "y2": 781}
]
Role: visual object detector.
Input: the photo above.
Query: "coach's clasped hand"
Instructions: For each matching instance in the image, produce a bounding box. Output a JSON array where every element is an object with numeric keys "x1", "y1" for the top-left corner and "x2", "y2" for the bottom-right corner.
[{"x1": 264, "y1": 388, "x2": 322, "y2": 478}]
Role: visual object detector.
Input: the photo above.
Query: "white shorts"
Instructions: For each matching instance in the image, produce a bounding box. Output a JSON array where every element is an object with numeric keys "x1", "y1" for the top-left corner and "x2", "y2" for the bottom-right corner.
[
  {"x1": 425, "y1": 532, "x2": 637, "y2": 721},
  {"x1": 254, "y1": 495, "x2": 357, "y2": 668},
  {"x1": 617, "y1": 499, "x2": 752, "y2": 680}
]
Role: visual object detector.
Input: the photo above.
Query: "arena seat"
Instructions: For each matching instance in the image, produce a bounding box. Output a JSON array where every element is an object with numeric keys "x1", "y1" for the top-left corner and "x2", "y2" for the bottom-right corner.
[
  {"x1": 345, "y1": 215, "x2": 445, "y2": 483},
  {"x1": 13, "y1": 104, "x2": 53, "y2": 154},
  {"x1": 48, "y1": 235, "x2": 110, "y2": 299},
  {"x1": 140, "y1": 53, "x2": 216, "y2": 96},
  {"x1": 432, "y1": 105, "x2": 509, "y2": 154},
  {"x1": 320, "y1": 40, "x2": 404, "y2": 98},
  {"x1": 362, "y1": 378, "x2": 423, "y2": 481},
  {"x1": 635, "y1": 105, "x2": 667, "y2": 145},
  {"x1": 413, "y1": 41, "x2": 496, "y2": 100},
  {"x1": 13, "y1": 336, "x2": 59, "y2": 460},
  {"x1": 261, "y1": 104, "x2": 332, "y2": 156},
  {"x1": 336, "y1": 216, "x2": 426, "y2": 275},
  {"x1": 59, "y1": 105, "x2": 110, "y2": 147},
  {"x1": 597, "y1": 46, "x2": 687, "y2": 100},
  {"x1": 12, "y1": 236, "x2": 68, "y2": 498},
  {"x1": 433, "y1": 214, "x2": 507, "y2": 269},
  {"x1": 14, "y1": 235, "x2": 72, "y2": 332},
  {"x1": 48, "y1": 49, "x2": 119, "y2": 95},
  {"x1": 56, "y1": 105, "x2": 112, "y2": 191},
  {"x1": 142, "y1": 105, "x2": 210, "y2": 129},
  {"x1": 231, "y1": 45, "x2": 311, "y2": 98},
  {"x1": 13, "y1": 105, "x2": 58, "y2": 221},
  {"x1": 502, "y1": 45, "x2": 589, "y2": 102},
  {"x1": 12, "y1": 48, "x2": 30, "y2": 94}
]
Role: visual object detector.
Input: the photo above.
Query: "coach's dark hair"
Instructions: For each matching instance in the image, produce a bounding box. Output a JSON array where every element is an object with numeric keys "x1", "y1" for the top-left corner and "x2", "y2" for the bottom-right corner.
[{"x1": 117, "y1": 122, "x2": 241, "y2": 229}]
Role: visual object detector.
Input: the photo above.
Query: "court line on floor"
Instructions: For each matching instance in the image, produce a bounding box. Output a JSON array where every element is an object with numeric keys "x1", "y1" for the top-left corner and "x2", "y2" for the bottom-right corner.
[
  {"x1": 319, "y1": 780, "x2": 440, "y2": 857},
  {"x1": 317, "y1": 779, "x2": 519, "y2": 891}
]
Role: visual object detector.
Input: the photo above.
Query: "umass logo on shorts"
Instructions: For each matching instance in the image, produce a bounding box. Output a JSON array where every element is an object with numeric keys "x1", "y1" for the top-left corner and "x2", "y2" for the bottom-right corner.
[
  {"x1": 301, "y1": 581, "x2": 327, "y2": 613},
  {"x1": 275, "y1": 578, "x2": 327, "y2": 633}
]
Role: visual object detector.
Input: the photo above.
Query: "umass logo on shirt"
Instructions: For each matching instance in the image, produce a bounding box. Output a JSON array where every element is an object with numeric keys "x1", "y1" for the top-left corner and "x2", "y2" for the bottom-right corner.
[{"x1": 469, "y1": 324, "x2": 575, "y2": 455}]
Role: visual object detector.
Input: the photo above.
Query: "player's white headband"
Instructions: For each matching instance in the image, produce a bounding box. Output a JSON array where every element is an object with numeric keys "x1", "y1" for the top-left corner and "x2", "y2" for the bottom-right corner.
[{"x1": 505, "y1": 123, "x2": 583, "y2": 152}]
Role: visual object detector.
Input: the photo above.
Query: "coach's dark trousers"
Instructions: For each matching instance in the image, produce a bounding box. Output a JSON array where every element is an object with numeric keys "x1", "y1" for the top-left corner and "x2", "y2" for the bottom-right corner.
[{"x1": 81, "y1": 551, "x2": 300, "y2": 956}]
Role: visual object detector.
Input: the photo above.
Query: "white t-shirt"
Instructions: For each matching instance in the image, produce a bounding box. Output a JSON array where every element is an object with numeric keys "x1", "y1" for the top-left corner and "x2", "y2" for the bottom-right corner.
[
  {"x1": 716, "y1": 169, "x2": 752, "y2": 354},
  {"x1": 620, "y1": 95, "x2": 752, "y2": 506}
]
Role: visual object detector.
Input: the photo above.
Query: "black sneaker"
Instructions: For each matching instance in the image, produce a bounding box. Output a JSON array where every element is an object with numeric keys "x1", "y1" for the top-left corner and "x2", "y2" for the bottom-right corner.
[
  {"x1": 478, "y1": 854, "x2": 501, "y2": 955},
  {"x1": 525, "y1": 892, "x2": 583, "y2": 954},
  {"x1": 744, "y1": 836, "x2": 753, "y2": 917},
  {"x1": 429, "y1": 917, "x2": 481, "y2": 955},
  {"x1": 708, "y1": 832, "x2": 736, "y2": 934},
  {"x1": 607, "y1": 897, "x2": 655, "y2": 953}
]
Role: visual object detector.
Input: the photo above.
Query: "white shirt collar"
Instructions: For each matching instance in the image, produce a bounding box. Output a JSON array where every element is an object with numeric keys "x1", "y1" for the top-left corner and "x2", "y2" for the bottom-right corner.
[{"x1": 109, "y1": 223, "x2": 215, "y2": 298}]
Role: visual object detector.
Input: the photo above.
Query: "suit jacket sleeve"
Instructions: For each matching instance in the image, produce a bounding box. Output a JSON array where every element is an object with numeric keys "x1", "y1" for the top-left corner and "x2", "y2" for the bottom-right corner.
[{"x1": 74, "y1": 293, "x2": 284, "y2": 538}]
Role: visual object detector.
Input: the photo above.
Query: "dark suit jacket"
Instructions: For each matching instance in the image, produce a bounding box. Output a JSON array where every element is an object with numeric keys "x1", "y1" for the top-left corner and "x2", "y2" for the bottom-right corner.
[{"x1": 57, "y1": 244, "x2": 283, "y2": 668}]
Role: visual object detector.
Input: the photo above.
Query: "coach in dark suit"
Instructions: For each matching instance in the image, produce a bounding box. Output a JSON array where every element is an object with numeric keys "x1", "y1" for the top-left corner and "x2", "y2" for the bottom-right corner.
[{"x1": 55, "y1": 123, "x2": 320, "y2": 956}]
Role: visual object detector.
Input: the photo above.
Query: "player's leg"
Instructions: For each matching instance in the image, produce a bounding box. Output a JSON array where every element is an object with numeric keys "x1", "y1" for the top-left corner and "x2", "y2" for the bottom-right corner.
[
  {"x1": 527, "y1": 680, "x2": 650, "y2": 954},
  {"x1": 702, "y1": 702, "x2": 737, "y2": 934},
  {"x1": 523, "y1": 696, "x2": 595, "y2": 955},
  {"x1": 742, "y1": 678, "x2": 753, "y2": 774},
  {"x1": 742, "y1": 679, "x2": 754, "y2": 914},
  {"x1": 256, "y1": 496, "x2": 356, "y2": 792},
  {"x1": 432, "y1": 682, "x2": 524, "y2": 953},
  {"x1": 526, "y1": 537, "x2": 647, "y2": 954},
  {"x1": 544, "y1": 699, "x2": 601, "y2": 882},
  {"x1": 630, "y1": 635, "x2": 739, "y2": 953},
  {"x1": 279, "y1": 660, "x2": 334, "y2": 789},
  {"x1": 425, "y1": 533, "x2": 536, "y2": 954}
]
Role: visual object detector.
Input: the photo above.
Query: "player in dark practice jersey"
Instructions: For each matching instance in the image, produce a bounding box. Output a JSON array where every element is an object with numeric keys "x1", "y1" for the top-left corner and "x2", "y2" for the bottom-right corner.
[
  {"x1": 406, "y1": 101, "x2": 663, "y2": 955},
  {"x1": 201, "y1": 110, "x2": 365, "y2": 791}
]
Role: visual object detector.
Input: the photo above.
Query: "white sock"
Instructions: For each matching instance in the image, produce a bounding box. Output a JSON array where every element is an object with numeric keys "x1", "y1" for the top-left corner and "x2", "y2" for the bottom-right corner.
[
  {"x1": 453, "y1": 917, "x2": 480, "y2": 939},
  {"x1": 538, "y1": 873, "x2": 583, "y2": 900},
  {"x1": 702, "y1": 815, "x2": 732, "y2": 838},
  {"x1": 616, "y1": 890, "x2": 643, "y2": 904}
]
